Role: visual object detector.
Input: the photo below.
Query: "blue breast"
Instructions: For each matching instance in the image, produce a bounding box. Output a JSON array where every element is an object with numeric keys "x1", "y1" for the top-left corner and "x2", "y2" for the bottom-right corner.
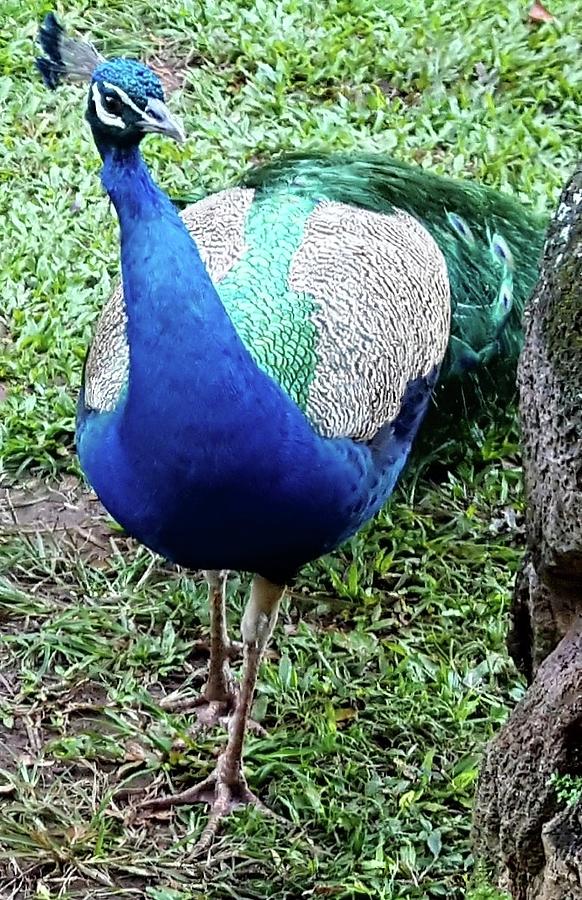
[{"x1": 77, "y1": 366, "x2": 436, "y2": 583}]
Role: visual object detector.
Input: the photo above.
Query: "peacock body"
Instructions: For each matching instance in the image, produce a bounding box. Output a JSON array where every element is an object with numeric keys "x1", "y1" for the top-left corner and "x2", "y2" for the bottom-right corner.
[
  {"x1": 80, "y1": 168, "x2": 449, "y2": 580},
  {"x1": 82, "y1": 154, "x2": 543, "y2": 582},
  {"x1": 36, "y1": 12, "x2": 546, "y2": 841}
]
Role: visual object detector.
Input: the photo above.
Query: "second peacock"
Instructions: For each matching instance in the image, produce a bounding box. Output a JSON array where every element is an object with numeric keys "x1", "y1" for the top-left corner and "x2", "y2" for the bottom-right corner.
[{"x1": 36, "y1": 12, "x2": 545, "y2": 847}]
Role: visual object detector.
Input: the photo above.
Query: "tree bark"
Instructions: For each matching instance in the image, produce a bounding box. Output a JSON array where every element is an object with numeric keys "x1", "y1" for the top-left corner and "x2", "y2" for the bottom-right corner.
[{"x1": 474, "y1": 166, "x2": 582, "y2": 899}]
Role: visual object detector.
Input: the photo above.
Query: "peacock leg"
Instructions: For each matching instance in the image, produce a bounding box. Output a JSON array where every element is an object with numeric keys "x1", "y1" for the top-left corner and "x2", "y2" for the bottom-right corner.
[
  {"x1": 161, "y1": 570, "x2": 236, "y2": 725},
  {"x1": 188, "y1": 569, "x2": 243, "y2": 663},
  {"x1": 140, "y1": 576, "x2": 285, "y2": 848},
  {"x1": 161, "y1": 571, "x2": 268, "y2": 734},
  {"x1": 200, "y1": 569, "x2": 235, "y2": 703}
]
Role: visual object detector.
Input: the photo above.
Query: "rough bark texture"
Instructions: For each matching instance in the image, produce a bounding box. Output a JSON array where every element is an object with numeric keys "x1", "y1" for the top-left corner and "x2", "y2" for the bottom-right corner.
[
  {"x1": 474, "y1": 166, "x2": 582, "y2": 899},
  {"x1": 509, "y1": 164, "x2": 582, "y2": 678}
]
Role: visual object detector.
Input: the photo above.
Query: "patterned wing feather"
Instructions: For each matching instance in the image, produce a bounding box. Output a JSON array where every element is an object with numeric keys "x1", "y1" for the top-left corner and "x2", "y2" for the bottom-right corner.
[
  {"x1": 289, "y1": 202, "x2": 449, "y2": 439},
  {"x1": 239, "y1": 153, "x2": 546, "y2": 410}
]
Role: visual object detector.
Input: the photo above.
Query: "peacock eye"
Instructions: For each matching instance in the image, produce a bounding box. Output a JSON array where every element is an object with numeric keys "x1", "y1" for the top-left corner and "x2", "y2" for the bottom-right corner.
[{"x1": 103, "y1": 93, "x2": 123, "y2": 115}]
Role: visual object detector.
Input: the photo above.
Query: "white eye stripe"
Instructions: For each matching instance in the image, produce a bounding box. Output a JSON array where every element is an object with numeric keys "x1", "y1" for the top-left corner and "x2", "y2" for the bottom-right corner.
[
  {"x1": 102, "y1": 82, "x2": 145, "y2": 116},
  {"x1": 91, "y1": 83, "x2": 125, "y2": 129},
  {"x1": 102, "y1": 81, "x2": 161, "y2": 128}
]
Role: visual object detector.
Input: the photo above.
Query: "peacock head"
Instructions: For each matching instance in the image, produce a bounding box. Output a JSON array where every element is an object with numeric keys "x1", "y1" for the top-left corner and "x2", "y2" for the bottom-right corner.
[
  {"x1": 88, "y1": 59, "x2": 185, "y2": 145},
  {"x1": 35, "y1": 13, "x2": 185, "y2": 145}
]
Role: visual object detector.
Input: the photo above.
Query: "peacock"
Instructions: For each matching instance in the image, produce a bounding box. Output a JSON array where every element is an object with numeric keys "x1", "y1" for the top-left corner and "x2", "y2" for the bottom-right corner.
[{"x1": 36, "y1": 13, "x2": 545, "y2": 846}]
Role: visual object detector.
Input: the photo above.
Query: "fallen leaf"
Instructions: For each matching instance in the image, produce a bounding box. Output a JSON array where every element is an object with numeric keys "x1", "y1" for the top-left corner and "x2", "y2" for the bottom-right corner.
[{"x1": 528, "y1": 1, "x2": 555, "y2": 22}]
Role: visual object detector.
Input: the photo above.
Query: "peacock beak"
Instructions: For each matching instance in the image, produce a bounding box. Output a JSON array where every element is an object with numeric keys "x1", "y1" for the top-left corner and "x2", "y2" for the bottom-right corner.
[{"x1": 140, "y1": 97, "x2": 186, "y2": 143}]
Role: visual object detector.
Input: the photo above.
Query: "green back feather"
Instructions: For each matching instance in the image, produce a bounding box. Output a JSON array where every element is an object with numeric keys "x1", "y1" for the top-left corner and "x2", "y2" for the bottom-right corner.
[
  {"x1": 240, "y1": 153, "x2": 547, "y2": 403},
  {"x1": 214, "y1": 192, "x2": 320, "y2": 409}
]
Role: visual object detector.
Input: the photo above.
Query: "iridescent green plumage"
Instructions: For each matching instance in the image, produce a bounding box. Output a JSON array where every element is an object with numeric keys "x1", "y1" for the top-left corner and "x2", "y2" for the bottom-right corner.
[{"x1": 216, "y1": 192, "x2": 319, "y2": 410}]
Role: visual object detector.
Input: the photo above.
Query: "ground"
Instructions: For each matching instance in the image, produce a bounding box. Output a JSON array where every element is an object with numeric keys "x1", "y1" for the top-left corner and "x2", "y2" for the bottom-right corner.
[{"x1": 0, "y1": 1, "x2": 581, "y2": 898}]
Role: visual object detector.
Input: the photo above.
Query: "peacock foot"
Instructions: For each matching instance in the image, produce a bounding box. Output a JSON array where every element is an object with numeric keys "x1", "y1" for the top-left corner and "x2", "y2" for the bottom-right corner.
[
  {"x1": 191, "y1": 696, "x2": 234, "y2": 730},
  {"x1": 139, "y1": 757, "x2": 282, "y2": 852},
  {"x1": 160, "y1": 691, "x2": 235, "y2": 719}
]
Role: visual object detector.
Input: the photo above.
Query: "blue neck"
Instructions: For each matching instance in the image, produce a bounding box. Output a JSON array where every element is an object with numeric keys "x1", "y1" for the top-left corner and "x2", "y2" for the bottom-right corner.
[
  {"x1": 97, "y1": 139, "x2": 281, "y2": 441},
  {"x1": 100, "y1": 140, "x2": 164, "y2": 223}
]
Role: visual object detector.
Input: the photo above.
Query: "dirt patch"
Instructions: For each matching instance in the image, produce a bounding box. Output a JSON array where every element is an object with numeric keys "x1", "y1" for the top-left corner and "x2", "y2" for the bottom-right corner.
[
  {"x1": 0, "y1": 715, "x2": 35, "y2": 771},
  {"x1": 148, "y1": 47, "x2": 205, "y2": 94},
  {"x1": 0, "y1": 476, "x2": 118, "y2": 563},
  {"x1": 0, "y1": 700, "x2": 50, "y2": 782}
]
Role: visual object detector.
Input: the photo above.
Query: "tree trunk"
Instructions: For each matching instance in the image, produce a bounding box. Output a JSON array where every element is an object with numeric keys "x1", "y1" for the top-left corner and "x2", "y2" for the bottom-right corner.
[{"x1": 474, "y1": 166, "x2": 582, "y2": 899}]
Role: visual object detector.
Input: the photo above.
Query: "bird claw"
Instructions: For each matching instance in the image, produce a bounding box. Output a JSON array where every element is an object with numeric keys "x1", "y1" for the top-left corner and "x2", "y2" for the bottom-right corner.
[
  {"x1": 160, "y1": 692, "x2": 234, "y2": 718},
  {"x1": 139, "y1": 761, "x2": 282, "y2": 853},
  {"x1": 189, "y1": 697, "x2": 235, "y2": 730}
]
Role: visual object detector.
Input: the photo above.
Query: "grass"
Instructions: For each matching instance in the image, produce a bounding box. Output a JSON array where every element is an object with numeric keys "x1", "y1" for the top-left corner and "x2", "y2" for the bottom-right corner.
[{"x1": 0, "y1": 0, "x2": 580, "y2": 897}]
